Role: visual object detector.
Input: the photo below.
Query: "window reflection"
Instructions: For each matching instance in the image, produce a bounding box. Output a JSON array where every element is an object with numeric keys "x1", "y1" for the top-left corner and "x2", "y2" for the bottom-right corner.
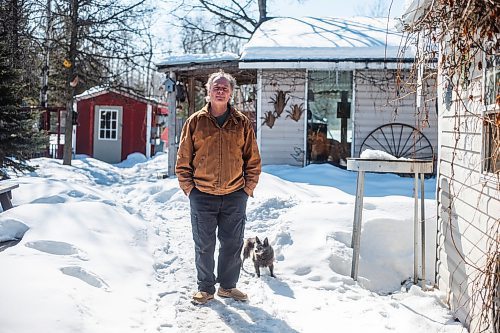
[{"x1": 307, "y1": 71, "x2": 353, "y2": 165}]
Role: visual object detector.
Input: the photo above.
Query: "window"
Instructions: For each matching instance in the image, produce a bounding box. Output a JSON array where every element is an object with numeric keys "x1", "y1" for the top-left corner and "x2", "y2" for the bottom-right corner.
[
  {"x1": 485, "y1": 53, "x2": 499, "y2": 107},
  {"x1": 307, "y1": 70, "x2": 353, "y2": 165},
  {"x1": 483, "y1": 112, "x2": 499, "y2": 174},
  {"x1": 483, "y1": 53, "x2": 499, "y2": 174},
  {"x1": 98, "y1": 109, "x2": 118, "y2": 140}
]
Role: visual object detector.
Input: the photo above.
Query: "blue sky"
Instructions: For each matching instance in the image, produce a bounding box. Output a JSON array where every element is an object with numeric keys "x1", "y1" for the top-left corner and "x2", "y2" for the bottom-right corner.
[{"x1": 268, "y1": 0, "x2": 407, "y2": 18}]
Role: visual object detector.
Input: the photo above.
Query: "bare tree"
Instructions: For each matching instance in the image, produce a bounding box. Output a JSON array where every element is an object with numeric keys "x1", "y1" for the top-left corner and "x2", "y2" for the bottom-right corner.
[
  {"x1": 180, "y1": 14, "x2": 243, "y2": 53},
  {"x1": 0, "y1": 0, "x2": 159, "y2": 169},
  {"x1": 37, "y1": 0, "x2": 154, "y2": 165},
  {"x1": 173, "y1": 0, "x2": 270, "y2": 53}
]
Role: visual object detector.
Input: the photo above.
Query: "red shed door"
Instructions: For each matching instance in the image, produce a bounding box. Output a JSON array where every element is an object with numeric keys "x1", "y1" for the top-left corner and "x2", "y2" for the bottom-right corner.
[{"x1": 93, "y1": 106, "x2": 123, "y2": 163}]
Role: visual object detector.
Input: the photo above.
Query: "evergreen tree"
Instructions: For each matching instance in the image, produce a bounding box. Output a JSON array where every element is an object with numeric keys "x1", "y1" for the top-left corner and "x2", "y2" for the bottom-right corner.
[{"x1": 0, "y1": 2, "x2": 48, "y2": 179}]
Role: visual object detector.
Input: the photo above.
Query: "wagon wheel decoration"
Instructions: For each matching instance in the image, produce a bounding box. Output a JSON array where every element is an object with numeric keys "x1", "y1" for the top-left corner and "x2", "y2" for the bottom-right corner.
[{"x1": 359, "y1": 123, "x2": 434, "y2": 160}]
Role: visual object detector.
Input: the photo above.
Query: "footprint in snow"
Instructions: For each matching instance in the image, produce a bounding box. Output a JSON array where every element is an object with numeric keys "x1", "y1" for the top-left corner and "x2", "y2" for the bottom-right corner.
[
  {"x1": 363, "y1": 202, "x2": 377, "y2": 210},
  {"x1": 67, "y1": 190, "x2": 85, "y2": 198},
  {"x1": 31, "y1": 195, "x2": 67, "y2": 204},
  {"x1": 327, "y1": 230, "x2": 351, "y2": 247},
  {"x1": 153, "y1": 188, "x2": 179, "y2": 203},
  {"x1": 247, "y1": 197, "x2": 296, "y2": 221},
  {"x1": 294, "y1": 266, "x2": 312, "y2": 276},
  {"x1": 25, "y1": 240, "x2": 89, "y2": 260},
  {"x1": 60, "y1": 266, "x2": 110, "y2": 291}
]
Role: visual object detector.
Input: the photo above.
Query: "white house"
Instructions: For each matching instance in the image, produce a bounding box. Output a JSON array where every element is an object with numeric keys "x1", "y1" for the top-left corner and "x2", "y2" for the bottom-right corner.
[{"x1": 402, "y1": 1, "x2": 499, "y2": 332}]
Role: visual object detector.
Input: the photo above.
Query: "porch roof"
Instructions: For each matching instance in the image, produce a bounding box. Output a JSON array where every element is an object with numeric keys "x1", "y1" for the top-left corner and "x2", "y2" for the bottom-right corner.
[
  {"x1": 155, "y1": 52, "x2": 239, "y2": 69},
  {"x1": 155, "y1": 53, "x2": 256, "y2": 86}
]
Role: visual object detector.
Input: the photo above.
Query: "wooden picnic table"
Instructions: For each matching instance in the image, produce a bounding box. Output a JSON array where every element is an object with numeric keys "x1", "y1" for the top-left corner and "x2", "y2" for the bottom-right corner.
[{"x1": 0, "y1": 182, "x2": 19, "y2": 211}]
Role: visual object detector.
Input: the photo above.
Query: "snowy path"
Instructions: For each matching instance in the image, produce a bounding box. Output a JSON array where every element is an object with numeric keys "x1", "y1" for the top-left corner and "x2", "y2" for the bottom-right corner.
[
  {"x1": 114, "y1": 174, "x2": 298, "y2": 332},
  {"x1": 108, "y1": 158, "x2": 464, "y2": 333}
]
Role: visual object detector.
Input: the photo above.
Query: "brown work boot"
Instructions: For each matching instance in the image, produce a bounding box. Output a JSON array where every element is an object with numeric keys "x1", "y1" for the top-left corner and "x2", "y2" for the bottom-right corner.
[
  {"x1": 217, "y1": 287, "x2": 248, "y2": 301},
  {"x1": 192, "y1": 291, "x2": 214, "y2": 304}
]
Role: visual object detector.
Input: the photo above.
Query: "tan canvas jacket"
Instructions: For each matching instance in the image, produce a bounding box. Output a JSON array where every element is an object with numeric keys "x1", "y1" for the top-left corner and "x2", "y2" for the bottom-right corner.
[{"x1": 175, "y1": 103, "x2": 261, "y2": 197}]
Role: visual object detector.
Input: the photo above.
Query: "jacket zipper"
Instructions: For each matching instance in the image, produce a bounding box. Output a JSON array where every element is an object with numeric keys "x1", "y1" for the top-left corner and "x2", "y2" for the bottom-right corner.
[
  {"x1": 217, "y1": 125, "x2": 222, "y2": 190},
  {"x1": 213, "y1": 115, "x2": 222, "y2": 191},
  {"x1": 208, "y1": 109, "x2": 237, "y2": 193}
]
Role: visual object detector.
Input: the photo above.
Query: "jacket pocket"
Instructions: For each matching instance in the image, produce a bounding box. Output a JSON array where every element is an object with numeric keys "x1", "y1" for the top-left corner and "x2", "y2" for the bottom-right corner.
[
  {"x1": 195, "y1": 155, "x2": 206, "y2": 168},
  {"x1": 223, "y1": 127, "x2": 244, "y2": 148}
]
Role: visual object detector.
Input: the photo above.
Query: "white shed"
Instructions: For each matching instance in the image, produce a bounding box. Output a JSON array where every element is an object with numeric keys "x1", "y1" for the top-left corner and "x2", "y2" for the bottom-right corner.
[{"x1": 239, "y1": 16, "x2": 437, "y2": 166}]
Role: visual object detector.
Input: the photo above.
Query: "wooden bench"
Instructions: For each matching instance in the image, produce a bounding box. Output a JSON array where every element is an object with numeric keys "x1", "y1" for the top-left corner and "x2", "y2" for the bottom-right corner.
[{"x1": 0, "y1": 183, "x2": 19, "y2": 211}]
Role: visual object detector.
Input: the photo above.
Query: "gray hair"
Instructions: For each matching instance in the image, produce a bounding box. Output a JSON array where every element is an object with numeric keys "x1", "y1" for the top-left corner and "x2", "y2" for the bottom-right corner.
[{"x1": 205, "y1": 70, "x2": 237, "y2": 102}]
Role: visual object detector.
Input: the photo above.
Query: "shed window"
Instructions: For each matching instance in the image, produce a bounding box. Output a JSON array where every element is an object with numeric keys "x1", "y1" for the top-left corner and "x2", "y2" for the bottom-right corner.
[
  {"x1": 98, "y1": 109, "x2": 118, "y2": 141},
  {"x1": 483, "y1": 53, "x2": 499, "y2": 174}
]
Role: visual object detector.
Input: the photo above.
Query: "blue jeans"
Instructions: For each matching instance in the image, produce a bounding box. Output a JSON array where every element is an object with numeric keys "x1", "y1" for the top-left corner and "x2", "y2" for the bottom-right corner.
[{"x1": 189, "y1": 187, "x2": 248, "y2": 294}]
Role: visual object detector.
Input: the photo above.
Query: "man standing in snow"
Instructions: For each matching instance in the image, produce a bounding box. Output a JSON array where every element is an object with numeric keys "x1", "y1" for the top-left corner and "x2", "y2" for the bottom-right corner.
[{"x1": 175, "y1": 70, "x2": 261, "y2": 304}]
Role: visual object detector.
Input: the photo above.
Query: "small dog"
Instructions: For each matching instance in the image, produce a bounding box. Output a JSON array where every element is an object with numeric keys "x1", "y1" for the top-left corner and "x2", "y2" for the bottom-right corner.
[{"x1": 242, "y1": 236, "x2": 275, "y2": 278}]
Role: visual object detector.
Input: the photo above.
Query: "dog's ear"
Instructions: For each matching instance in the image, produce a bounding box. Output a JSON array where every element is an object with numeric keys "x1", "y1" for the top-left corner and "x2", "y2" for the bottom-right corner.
[
  {"x1": 255, "y1": 236, "x2": 261, "y2": 244},
  {"x1": 263, "y1": 237, "x2": 269, "y2": 246}
]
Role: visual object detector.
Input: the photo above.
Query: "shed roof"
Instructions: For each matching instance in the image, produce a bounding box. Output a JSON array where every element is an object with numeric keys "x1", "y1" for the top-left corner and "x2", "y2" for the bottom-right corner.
[
  {"x1": 240, "y1": 16, "x2": 412, "y2": 62},
  {"x1": 75, "y1": 86, "x2": 166, "y2": 106}
]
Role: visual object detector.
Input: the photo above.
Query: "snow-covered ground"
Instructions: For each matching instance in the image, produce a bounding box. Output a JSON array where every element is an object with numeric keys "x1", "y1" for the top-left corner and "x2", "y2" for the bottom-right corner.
[{"x1": 0, "y1": 154, "x2": 465, "y2": 332}]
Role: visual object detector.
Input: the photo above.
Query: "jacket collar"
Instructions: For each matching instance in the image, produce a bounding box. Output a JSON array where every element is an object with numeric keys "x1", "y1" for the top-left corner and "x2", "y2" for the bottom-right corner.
[{"x1": 200, "y1": 103, "x2": 243, "y2": 124}]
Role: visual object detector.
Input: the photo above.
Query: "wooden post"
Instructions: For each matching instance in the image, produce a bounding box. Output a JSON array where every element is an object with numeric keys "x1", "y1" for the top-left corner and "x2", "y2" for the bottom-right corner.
[
  {"x1": 350, "y1": 170, "x2": 365, "y2": 280},
  {"x1": 167, "y1": 71, "x2": 177, "y2": 177},
  {"x1": 40, "y1": 0, "x2": 52, "y2": 109},
  {"x1": 188, "y1": 77, "x2": 195, "y2": 116},
  {"x1": 414, "y1": 173, "x2": 419, "y2": 284},
  {"x1": 420, "y1": 173, "x2": 426, "y2": 289},
  {"x1": 146, "y1": 104, "x2": 152, "y2": 158}
]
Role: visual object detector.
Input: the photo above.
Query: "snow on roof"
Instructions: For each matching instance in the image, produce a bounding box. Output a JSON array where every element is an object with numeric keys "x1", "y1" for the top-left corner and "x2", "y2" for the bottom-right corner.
[
  {"x1": 399, "y1": 0, "x2": 432, "y2": 28},
  {"x1": 75, "y1": 85, "x2": 109, "y2": 99},
  {"x1": 75, "y1": 86, "x2": 164, "y2": 105},
  {"x1": 240, "y1": 16, "x2": 412, "y2": 62},
  {"x1": 155, "y1": 52, "x2": 239, "y2": 67}
]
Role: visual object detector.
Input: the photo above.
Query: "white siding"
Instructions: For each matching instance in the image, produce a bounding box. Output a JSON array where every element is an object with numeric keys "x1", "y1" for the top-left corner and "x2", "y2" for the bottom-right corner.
[
  {"x1": 353, "y1": 70, "x2": 438, "y2": 158},
  {"x1": 257, "y1": 69, "x2": 440, "y2": 165},
  {"x1": 259, "y1": 70, "x2": 306, "y2": 166},
  {"x1": 436, "y1": 56, "x2": 499, "y2": 333}
]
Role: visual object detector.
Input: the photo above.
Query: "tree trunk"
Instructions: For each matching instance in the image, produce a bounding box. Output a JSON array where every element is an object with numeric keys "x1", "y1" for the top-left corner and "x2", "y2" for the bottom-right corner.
[
  {"x1": 257, "y1": 0, "x2": 267, "y2": 26},
  {"x1": 63, "y1": 0, "x2": 79, "y2": 165},
  {"x1": 40, "y1": 0, "x2": 52, "y2": 108},
  {"x1": 10, "y1": 0, "x2": 20, "y2": 66}
]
